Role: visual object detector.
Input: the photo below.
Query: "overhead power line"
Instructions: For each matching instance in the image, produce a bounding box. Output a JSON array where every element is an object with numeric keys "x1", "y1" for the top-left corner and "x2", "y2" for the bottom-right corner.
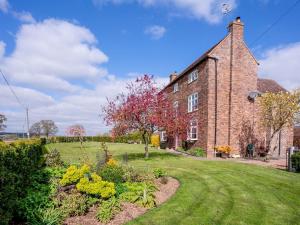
[
  {"x1": 0, "y1": 69, "x2": 30, "y2": 139},
  {"x1": 0, "y1": 69, "x2": 25, "y2": 109},
  {"x1": 250, "y1": 0, "x2": 300, "y2": 47}
]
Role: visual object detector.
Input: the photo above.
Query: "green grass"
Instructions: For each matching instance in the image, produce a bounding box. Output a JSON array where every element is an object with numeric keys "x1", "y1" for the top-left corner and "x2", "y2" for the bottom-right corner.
[{"x1": 48, "y1": 142, "x2": 300, "y2": 225}]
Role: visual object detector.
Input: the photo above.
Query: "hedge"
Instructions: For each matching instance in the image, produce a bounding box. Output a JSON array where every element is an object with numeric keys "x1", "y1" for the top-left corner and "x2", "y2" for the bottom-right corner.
[
  {"x1": 291, "y1": 152, "x2": 300, "y2": 172},
  {"x1": 46, "y1": 133, "x2": 143, "y2": 144},
  {"x1": 0, "y1": 139, "x2": 46, "y2": 224}
]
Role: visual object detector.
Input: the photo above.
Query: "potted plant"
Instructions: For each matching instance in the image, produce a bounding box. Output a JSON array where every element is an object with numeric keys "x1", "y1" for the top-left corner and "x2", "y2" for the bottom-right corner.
[{"x1": 214, "y1": 145, "x2": 233, "y2": 158}]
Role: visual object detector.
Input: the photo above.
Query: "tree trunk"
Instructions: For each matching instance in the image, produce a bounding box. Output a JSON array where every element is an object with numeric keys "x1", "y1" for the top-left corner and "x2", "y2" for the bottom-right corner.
[
  {"x1": 143, "y1": 132, "x2": 149, "y2": 158},
  {"x1": 145, "y1": 141, "x2": 149, "y2": 158},
  {"x1": 266, "y1": 131, "x2": 279, "y2": 160}
]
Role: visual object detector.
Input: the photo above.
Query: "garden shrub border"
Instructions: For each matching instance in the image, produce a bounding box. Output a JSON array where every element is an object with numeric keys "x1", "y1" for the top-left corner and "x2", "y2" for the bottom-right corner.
[{"x1": 0, "y1": 139, "x2": 46, "y2": 224}]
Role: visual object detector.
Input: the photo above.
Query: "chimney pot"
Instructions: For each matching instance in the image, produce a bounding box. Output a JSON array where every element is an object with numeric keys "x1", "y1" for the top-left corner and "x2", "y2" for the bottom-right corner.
[
  {"x1": 169, "y1": 72, "x2": 177, "y2": 83},
  {"x1": 227, "y1": 16, "x2": 244, "y2": 38}
]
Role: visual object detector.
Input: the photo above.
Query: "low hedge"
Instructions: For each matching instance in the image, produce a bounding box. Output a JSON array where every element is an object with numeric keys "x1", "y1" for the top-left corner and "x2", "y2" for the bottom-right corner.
[
  {"x1": 0, "y1": 139, "x2": 46, "y2": 224},
  {"x1": 291, "y1": 152, "x2": 300, "y2": 172},
  {"x1": 46, "y1": 134, "x2": 142, "y2": 144}
]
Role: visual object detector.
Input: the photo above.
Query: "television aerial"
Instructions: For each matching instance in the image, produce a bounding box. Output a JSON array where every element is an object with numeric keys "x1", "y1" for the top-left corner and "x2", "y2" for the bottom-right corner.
[{"x1": 222, "y1": 3, "x2": 232, "y2": 15}]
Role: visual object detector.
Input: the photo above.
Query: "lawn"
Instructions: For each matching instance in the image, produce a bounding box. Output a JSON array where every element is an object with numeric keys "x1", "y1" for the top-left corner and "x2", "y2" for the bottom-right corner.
[{"x1": 48, "y1": 142, "x2": 300, "y2": 225}]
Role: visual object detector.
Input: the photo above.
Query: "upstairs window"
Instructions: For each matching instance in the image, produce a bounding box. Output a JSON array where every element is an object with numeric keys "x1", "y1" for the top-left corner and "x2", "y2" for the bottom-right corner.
[
  {"x1": 188, "y1": 93, "x2": 199, "y2": 112},
  {"x1": 188, "y1": 120, "x2": 198, "y2": 141},
  {"x1": 173, "y1": 101, "x2": 179, "y2": 116},
  {"x1": 188, "y1": 69, "x2": 198, "y2": 84},
  {"x1": 173, "y1": 83, "x2": 179, "y2": 93}
]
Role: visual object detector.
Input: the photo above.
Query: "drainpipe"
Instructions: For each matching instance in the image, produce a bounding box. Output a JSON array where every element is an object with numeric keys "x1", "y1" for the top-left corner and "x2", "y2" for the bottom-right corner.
[
  {"x1": 278, "y1": 130, "x2": 282, "y2": 156},
  {"x1": 208, "y1": 56, "x2": 219, "y2": 156}
]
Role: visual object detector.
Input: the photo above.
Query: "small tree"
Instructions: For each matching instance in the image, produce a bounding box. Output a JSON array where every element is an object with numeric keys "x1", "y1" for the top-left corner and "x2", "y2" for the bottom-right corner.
[
  {"x1": 40, "y1": 120, "x2": 58, "y2": 137},
  {"x1": 29, "y1": 120, "x2": 58, "y2": 137},
  {"x1": 259, "y1": 91, "x2": 300, "y2": 154},
  {"x1": 29, "y1": 122, "x2": 42, "y2": 137},
  {"x1": 0, "y1": 114, "x2": 7, "y2": 131},
  {"x1": 157, "y1": 99, "x2": 191, "y2": 149},
  {"x1": 103, "y1": 75, "x2": 165, "y2": 158},
  {"x1": 67, "y1": 124, "x2": 86, "y2": 149}
]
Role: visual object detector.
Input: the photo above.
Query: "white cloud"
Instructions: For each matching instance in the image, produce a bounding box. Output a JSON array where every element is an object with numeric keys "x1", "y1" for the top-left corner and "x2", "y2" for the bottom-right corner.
[
  {"x1": 93, "y1": 0, "x2": 236, "y2": 23},
  {"x1": 1, "y1": 19, "x2": 109, "y2": 92},
  {"x1": 145, "y1": 25, "x2": 166, "y2": 40},
  {"x1": 0, "y1": 17, "x2": 168, "y2": 135},
  {"x1": 0, "y1": 41, "x2": 5, "y2": 59},
  {"x1": 0, "y1": 0, "x2": 9, "y2": 13},
  {"x1": 1, "y1": 74, "x2": 167, "y2": 135},
  {"x1": 259, "y1": 42, "x2": 300, "y2": 91},
  {"x1": 12, "y1": 11, "x2": 36, "y2": 23},
  {"x1": 0, "y1": 84, "x2": 55, "y2": 109}
]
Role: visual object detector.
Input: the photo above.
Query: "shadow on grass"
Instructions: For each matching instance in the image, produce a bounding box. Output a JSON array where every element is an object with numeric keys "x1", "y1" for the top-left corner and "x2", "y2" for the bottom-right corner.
[{"x1": 123, "y1": 151, "x2": 179, "y2": 161}]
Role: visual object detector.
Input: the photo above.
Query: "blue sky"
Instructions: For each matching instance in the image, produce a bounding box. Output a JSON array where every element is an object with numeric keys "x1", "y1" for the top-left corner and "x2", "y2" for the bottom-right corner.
[{"x1": 0, "y1": 0, "x2": 299, "y2": 135}]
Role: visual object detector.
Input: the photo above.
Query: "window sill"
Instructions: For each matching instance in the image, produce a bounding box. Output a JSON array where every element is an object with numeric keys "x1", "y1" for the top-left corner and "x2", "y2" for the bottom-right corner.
[
  {"x1": 188, "y1": 109, "x2": 199, "y2": 113},
  {"x1": 187, "y1": 139, "x2": 198, "y2": 142},
  {"x1": 187, "y1": 79, "x2": 198, "y2": 85}
]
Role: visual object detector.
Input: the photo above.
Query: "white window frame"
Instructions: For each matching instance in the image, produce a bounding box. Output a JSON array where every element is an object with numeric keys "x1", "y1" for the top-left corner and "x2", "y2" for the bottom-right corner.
[
  {"x1": 161, "y1": 131, "x2": 167, "y2": 142},
  {"x1": 173, "y1": 83, "x2": 179, "y2": 93},
  {"x1": 173, "y1": 101, "x2": 179, "y2": 116},
  {"x1": 188, "y1": 69, "x2": 198, "y2": 84},
  {"x1": 188, "y1": 120, "x2": 198, "y2": 141},
  {"x1": 188, "y1": 92, "x2": 199, "y2": 112}
]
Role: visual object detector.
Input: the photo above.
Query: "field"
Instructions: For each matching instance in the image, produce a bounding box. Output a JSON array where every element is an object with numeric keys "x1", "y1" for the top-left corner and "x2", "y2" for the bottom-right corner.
[{"x1": 48, "y1": 142, "x2": 300, "y2": 225}]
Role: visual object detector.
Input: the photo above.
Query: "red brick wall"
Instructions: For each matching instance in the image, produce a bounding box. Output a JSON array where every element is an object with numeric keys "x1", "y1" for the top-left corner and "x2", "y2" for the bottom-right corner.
[
  {"x1": 164, "y1": 60, "x2": 210, "y2": 150},
  {"x1": 162, "y1": 18, "x2": 293, "y2": 158}
]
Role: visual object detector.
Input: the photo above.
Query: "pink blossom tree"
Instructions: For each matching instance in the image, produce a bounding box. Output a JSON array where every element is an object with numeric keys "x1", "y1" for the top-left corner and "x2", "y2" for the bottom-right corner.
[
  {"x1": 66, "y1": 124, "x2": 86, "y2": 149},
  {"x1": 156, "y1": 94, "x2": 191, "y2": 149},
  {"x1": 103, "y1": 75, "x2": 168, "y2": 158}
]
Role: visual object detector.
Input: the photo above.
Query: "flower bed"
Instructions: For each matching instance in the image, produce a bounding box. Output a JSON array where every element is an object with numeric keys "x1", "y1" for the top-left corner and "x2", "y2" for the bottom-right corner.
[
  {"x1": 42, "y1": 144, "x2": 179, "y2": 225},
  {"x1": 57, "y1": 159, "x2": 180, "y2": 224}
]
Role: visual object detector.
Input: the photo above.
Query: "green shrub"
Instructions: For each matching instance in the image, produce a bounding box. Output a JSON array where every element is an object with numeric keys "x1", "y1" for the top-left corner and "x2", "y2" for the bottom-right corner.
[
  {"x1": 119, "y1": 182, "x2": 157, "y2": 208},
  {"x1": 76, "y1": 173, "x2": 116, "y2": 198},
  {"x1": 122, "y1": 166, "x2": 141, "y2": 182},
  {"x1": 45, "y1": 148, "x2": 64, "y2": 167},
  {"x1": 60, "y1": 164, "x2": 90, "y2": 186},
  {"x1": 17, "y1": 167, "x2": 63, "y2": 224},
  {"x1": 31, "y1": 206, "x2": 64, "y2": 225},
  {"x1": 115, "y1": 183, "x2": 128, "y2": 197},
  {"x1": 291, "y1": 152, "x2": 300, "y2": 172},
  {"x1": 55, "y1": 190, "x2": 88, "y2": 217},
  {"x1": 96, "y1": 196, "x2": 121, "y2": 223},
  {"x1": 153, "y1": 168, "x2": 166, "y2": 179},
  {"x1": 99, "y1": 165, "x2": 125, "y2": 184},
  {"x1": 0, "y1": 139, "x2": 45, "y2": 224},
  {"x1": 86, "y1": 196, "x2": 101, "y2": 207},
  {"x1": 188, "y1": 148, "x2": 206, "y2": 157}
]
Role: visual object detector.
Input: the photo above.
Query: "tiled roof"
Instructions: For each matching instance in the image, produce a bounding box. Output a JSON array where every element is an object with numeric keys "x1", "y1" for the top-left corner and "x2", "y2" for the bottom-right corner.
[
  {"x1": 163, "y1": 37, "x2": 226, "y2": 89},
  {"x1": 257, "y1": 78, "x2": 287, "y2": 93}
]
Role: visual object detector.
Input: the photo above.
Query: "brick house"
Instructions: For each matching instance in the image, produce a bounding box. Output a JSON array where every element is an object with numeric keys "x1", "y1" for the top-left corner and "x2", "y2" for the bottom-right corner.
[{"x1": 161, "y1": 17, "x2": 293, "y2": 158}]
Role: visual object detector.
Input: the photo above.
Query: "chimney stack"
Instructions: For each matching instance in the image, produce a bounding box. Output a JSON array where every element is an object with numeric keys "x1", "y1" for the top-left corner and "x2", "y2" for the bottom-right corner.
[
  {"x1": 228, "y1": 16, "x2": 244, "y2": 39},
  {"x1": 169, "y1": 71, "x2": 177, "y2": 83}
]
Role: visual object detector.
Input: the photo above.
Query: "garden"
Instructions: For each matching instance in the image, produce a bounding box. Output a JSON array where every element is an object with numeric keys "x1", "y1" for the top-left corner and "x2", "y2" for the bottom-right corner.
[
  {"x1": 0, "y1": 140, "x2": 178, "y2": 225},
  {"x1": 1, "y1": 140, "x2": 300, "y2": 225}
]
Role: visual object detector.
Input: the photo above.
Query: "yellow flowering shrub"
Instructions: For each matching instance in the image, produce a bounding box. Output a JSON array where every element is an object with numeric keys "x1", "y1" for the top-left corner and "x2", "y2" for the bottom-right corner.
[
  {"x1": 107, "y1": 158, "x2": 117, "y2": 167},
  {"x1": 60, "y1": 164, "x2": 90, "y2": 186},
  {"x1": 151, "y1": 134, "x2": 160, "y2": 147},
  {"x1": 76, "y1": 173, "x2": 116, "y2": 198},
  {"x1": 215, "y1": 146, "x2": 233, "y2": 154}
]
